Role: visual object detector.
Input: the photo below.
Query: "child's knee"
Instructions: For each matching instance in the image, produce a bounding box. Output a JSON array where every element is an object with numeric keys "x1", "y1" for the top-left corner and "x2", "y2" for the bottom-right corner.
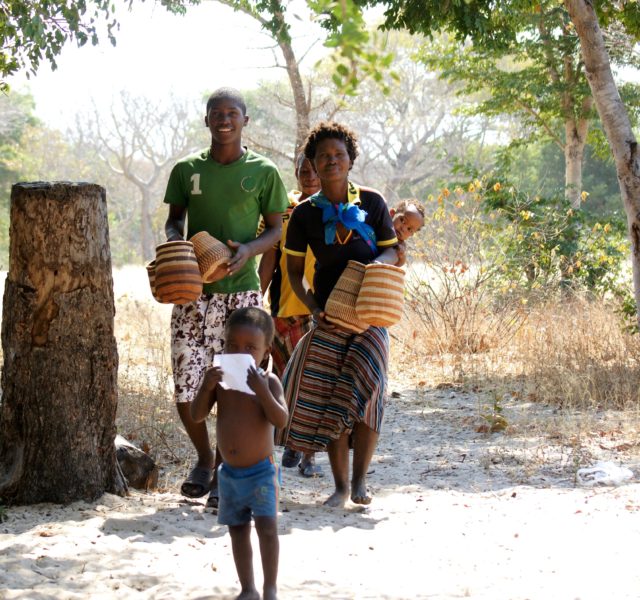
[
  {"x1": 228, "y1": 522, "x2": 251, "y2": 538},
  {"x1": 254, "y1": 516, "x2": 278, "y2": 538}
]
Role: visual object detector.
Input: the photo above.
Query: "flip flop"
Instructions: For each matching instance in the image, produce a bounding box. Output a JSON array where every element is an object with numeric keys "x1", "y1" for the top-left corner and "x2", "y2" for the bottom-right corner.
[
  {"x1": 281, "y1": 447, "x2": 303, "y2": 468},
  {"x1": 206, "y1": 487, "x2": 219, "y2": 510},
  {"x1": 180, "y1": 466, "x2": 213, "y2": 498},
  {"x1": 298, "y1": 461, "x2": 324, "y2": 478}
]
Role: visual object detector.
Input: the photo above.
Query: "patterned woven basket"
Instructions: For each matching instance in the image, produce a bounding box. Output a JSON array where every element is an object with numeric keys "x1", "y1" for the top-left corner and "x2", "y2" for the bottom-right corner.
[
  {"x1": 145, "y1": 259, "x2": 164, "y2": 303},
  {"x1": 355, "y1": 262, "x2": 405, "y2": 327},
  {"x1": 325, "y1": 260, "x2": 369, "y2": 333},
  {"x1": 154, "y1": 240, "x2": 203, "y2": 304},
  {"x1": 191, "y1": 231, "x2": 233, "y2": 283}
]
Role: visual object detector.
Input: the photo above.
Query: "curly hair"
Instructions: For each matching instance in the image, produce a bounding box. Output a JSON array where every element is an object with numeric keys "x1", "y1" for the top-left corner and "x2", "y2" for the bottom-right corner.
[
  {"x1": 303, "y1": 121, "x2": 359, "y2": 163},
  {"x1": 225, "y1": 306, "x2": 274, "y2": 345},
  {"x1": 394, "y1": 199, "x2": 426, "y2": 219}
]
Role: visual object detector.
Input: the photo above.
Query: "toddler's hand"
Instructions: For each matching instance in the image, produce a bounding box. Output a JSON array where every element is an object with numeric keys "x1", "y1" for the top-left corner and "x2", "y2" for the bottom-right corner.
[
  {"x1": 247, "y1": 365, "x2": 270, "y2": 396},
  {"x1": 201, "y1": 366, "x2": 223, "y2": 391}
]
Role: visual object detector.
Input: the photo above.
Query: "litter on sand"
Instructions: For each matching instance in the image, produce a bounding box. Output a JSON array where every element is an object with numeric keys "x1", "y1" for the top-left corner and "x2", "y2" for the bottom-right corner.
[{"x1": 576, "y1": 461, "x2": 634, "y2": 487}]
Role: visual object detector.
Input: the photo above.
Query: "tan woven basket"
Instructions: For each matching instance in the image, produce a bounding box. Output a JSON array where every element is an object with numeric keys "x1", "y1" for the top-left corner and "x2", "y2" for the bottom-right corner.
[
  {"x1": 324, "y1": 260, "x2": 369, "y2": 333},
  {"x1": 145, "y1": 259, "x2": 164, "y2": 303},
  {"x1": 355, "y1": 262, "x2": 405, "y2": 327},
  {"x1": 190, "y1": 231, "x2": 233, "y2": 283},
  {"x1": 154, "y1": 240, "x2": 203, "y2": 304}
]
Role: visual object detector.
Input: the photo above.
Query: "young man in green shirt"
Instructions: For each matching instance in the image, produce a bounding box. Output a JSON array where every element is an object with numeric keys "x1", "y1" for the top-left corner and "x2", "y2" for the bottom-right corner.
[{"x1": 164, "y1": 87, "x2": 288, "y2": 507}]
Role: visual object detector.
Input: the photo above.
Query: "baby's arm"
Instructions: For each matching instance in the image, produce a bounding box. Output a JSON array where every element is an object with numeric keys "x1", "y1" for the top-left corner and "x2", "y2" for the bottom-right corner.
[
  {"x1": 191, "y1": 366, "x2": 223, "y2": 422},
  {"x1": 247, "y1": 367, "x2": 288, "y2": 429},
  {"x1": 395, "y1": 241, "x2": 407, "y2": 267}
]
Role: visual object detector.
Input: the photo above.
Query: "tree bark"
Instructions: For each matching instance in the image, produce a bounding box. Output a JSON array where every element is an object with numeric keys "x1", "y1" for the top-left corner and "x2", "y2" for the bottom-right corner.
[
  {"x1": 0, "y1": 182, "x2": 125, "y2": 504},
  {"x1": 564, "y1": 116, "x2": 589, "y2": 209},
  {"x1": 565, "y1": 0, "x2": 640, "y2": 327},
  {"x1": 276, "y1": 21, "x2": 311, "y2": 156}
]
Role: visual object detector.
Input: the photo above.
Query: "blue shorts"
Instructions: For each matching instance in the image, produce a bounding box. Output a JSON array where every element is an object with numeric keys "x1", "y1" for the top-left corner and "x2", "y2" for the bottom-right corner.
[{"x1": 217, "y1": 455, "x2": 281, "y2": 526}]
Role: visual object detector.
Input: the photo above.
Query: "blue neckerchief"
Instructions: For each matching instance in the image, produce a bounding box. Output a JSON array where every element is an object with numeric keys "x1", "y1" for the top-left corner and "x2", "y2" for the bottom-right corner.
[{"x1": 309, "y1": 183, "x2": 377, "y2": 251}]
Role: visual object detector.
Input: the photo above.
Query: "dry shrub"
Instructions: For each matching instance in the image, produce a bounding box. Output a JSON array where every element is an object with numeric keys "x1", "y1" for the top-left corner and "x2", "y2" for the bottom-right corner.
[
  {"x1": 113, "y1": 270, "x2": 212, "y2": 490},
  {"x1": 510, "y1": 294, "x2": 640, "y2": 410},
  {"x1": 405, "y1": 261, "x2": 528, "y2": 355}
]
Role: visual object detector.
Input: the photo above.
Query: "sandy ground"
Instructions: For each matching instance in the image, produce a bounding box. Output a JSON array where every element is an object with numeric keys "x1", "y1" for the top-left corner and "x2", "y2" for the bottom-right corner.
[
  {"x1": 1, "y1": 386, "x2": 640, "y2": 600},
  {"x1": 1, "y1": 267, "x2": 640, "y2": 599}
]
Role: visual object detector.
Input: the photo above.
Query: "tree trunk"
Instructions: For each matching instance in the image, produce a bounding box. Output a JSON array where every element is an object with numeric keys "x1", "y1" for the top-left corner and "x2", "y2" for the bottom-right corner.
[
  {"x1": 0, "y1": 182, "x2": 125, "y2": 504},
  {"x1": 140, "y1": 188, "x2": 155, "y2": 262},
  {"x1": 565, "y1": 0, "x2": 640, "y2": 328},
  {"x1": 564, "y1": 116, "x2": 589, "y2": 209},
  {"x1": 275, "y1": 9, "x2": 311, "y2": 156}
]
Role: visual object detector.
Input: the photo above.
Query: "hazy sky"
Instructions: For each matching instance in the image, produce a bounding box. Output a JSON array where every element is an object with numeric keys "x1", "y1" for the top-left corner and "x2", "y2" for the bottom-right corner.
[{"x1": 8, "y1": 0, "x2": 327, "y2": 130}]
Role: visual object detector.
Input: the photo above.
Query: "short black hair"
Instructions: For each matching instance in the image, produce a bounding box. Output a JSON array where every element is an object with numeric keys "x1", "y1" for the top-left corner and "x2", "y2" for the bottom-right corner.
[
  {"x1": 394, "y1": 199, "x2": 426, "y2": 219},
  {"x1": 206, "y1": 87, "x2": 247, "y2": 115},
  {"x1": 225, "y1": 306, "x2": 274, "y2": 345},
  {"x1": 294, "y1": 151, "x2": 307, "y2": 171},
  {"x1": 303, "y1": 121, "x2": 359, "y2": 163}
]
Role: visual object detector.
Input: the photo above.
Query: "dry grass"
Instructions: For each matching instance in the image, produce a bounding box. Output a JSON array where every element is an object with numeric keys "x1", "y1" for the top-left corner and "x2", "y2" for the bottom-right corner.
[
  {"x1": 397, "y1": 292, "x2": 640, "y2": 410},
  {"x1": 3, "y1": 266, "x2": 637, "y2": 491},
  {"x1": 112, "y1": 269, "x2": 214, "y2": 491}
]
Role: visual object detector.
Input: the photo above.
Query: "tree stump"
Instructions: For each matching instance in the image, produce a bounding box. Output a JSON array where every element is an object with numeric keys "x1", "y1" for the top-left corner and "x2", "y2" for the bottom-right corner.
[{"x1": 0, "y1": 182, "x2": 126, "y2": 504}]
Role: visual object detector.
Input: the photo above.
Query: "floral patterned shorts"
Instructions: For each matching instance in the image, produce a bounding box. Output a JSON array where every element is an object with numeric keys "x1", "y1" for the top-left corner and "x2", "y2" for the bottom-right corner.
[{"x1": 170, "y1": 291, "x2": 262, "y2": 403}]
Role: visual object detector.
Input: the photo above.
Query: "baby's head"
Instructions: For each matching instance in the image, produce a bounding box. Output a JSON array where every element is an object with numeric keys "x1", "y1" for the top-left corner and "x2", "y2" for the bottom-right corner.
[
  {"x1": 390, "y1": 200, "x2": 425, "y2": 242},
  {"x1": 224, "y1": 307, "x2": 274, "y2": 367}
]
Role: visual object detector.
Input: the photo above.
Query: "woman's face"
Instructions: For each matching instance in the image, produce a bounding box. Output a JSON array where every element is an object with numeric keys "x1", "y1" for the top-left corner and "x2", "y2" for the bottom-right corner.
[{"x1": 312, "y1": 137, "x2": 352, "y2": 185}]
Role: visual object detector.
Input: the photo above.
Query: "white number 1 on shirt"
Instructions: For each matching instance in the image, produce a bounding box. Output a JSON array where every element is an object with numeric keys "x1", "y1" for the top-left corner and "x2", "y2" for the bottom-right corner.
[{"x1": 190, "y1": 174, "x2": 202, "y2": 195}]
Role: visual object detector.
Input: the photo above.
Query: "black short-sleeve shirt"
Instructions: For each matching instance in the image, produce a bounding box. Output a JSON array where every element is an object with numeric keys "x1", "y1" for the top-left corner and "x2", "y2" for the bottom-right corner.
[{"x1": 284, "y1": 186, "x2": 398, "y2": 308}]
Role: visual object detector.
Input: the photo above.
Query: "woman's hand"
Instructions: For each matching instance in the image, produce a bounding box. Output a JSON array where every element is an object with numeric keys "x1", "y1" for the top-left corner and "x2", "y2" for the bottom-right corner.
[
  {"x1": 247, "y1": 365, "x2": 271, "y2": 398},
  {"x1": 312, "y1": 308, "x2": 336, "y2": 330}
]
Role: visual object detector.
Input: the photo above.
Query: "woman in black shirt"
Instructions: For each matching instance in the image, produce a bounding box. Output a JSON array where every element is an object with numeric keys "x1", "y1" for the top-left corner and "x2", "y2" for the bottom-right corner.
[{"x1": 282, "y1": 121, "x2": 398, "y2": 507}]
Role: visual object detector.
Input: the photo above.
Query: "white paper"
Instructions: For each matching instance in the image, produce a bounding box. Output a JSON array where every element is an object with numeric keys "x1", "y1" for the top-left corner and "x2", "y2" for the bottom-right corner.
[{"x1": 213, "y1": 354, "x2": 256, "y2": 395}]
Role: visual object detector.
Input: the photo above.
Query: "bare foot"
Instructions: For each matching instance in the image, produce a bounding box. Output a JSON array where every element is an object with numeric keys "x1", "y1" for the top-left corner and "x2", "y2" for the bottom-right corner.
[
  {"x1": 351, "y1": 481, "x2": 372, "y2": 505},
  {"x1": 235, "y1": 589, "x2": 260, "y2": 600},
  {"x1": 263, "y1": 585, "x2": 278, "y2": 600},
  {"x1": 324, "y1": 489, "x2": 349, "y2": 507}
]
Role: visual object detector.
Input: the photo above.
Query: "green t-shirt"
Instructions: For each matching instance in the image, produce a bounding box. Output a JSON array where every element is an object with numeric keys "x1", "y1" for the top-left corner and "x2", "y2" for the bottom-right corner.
[{"x1": 164, "y1": 148, "x2": 288, "y2": 294}]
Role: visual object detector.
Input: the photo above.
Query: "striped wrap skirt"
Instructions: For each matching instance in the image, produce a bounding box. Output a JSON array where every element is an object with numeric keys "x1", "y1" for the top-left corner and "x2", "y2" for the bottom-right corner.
[{"x1": 277, "y1": 325, "x2": 389, "y2": 453}]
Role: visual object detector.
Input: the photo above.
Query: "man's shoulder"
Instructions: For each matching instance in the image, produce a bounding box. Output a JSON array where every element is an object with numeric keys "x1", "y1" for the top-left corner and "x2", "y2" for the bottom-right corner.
[
  {"x1": 173, "y1": 148, "x2": 209, "y2": 169},
  {"x1": 244, "y1": 148, "x2": 280, "y2": 171}
]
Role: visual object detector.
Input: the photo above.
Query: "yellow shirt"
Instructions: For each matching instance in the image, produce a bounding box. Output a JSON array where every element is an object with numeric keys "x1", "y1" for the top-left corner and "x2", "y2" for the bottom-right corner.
[{"x1": 273, "y1": 191, "x2": 316, "y2": 318}]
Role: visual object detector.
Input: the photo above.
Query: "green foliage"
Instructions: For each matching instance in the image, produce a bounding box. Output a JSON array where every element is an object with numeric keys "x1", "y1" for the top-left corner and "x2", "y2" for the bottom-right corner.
[
  {"x1": 0, "y1": 90, "x2": 40, "y2": 264},
  {"x1": 0, "y1": 1, "x2": 128, "y2": 90},
  {"x1": 408, "y1": 171, "x2": 633, "y2": 355},
  {"x1": 614, "y1": 287, "x2": 639, "y2": 335},
  {"x1": 310, "y1": 0, "x2": 397, "y2": 95},
  {"x1": 464, "y1": 171, "x2": 630, "y2": 298}
]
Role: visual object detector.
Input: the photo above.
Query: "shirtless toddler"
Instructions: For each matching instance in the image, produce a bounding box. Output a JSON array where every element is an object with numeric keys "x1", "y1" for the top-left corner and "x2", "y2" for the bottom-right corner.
[{"x1": 191, "y1": 306, "x2": 288, "y2": 600}]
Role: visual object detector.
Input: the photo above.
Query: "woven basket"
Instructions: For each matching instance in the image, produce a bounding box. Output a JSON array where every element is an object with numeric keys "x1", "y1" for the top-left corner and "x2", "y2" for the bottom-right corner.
[
  {"x1": 324, "y1": 260, "x2": 369, "y2": 333},
  {"x1": 355, "y1": 262, "x2": 405, "y2": 327},
  {"x1": 191, "y1": 231, "x2": 233, "y2": 283},
  {"x1": 154, "y1": 240, "x2": 203, "y2": 304},
  {"x1": 145, "y1": 260, "x2": 164, "y2": 303}
]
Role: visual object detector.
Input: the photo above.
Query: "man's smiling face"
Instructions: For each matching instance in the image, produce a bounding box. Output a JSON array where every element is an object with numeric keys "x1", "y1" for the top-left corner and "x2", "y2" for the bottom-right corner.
[{"x1": 205, "y1": 98, "x2": 248, "y2": 146}]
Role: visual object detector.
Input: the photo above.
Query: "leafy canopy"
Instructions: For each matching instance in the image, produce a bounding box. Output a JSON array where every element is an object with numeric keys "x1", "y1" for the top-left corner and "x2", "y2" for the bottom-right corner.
[{"x1": 0, "y1": 0, "x2": 129, "y2": 91}]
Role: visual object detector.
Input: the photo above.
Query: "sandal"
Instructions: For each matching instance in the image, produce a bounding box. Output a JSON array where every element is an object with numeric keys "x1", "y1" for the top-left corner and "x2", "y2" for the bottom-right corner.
[
  {"x1": 206, "y1": 487, "x2": 219, "y2": 510},
  {"x1": 281, "y1": 447, "x2": 303, "y2": 468},
  {"x1": 298, "y1": 461, "x2": 324, "y2": 478},
  {"x1": 180, "y1": 466, "x2": 214, "y2": 498}
]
